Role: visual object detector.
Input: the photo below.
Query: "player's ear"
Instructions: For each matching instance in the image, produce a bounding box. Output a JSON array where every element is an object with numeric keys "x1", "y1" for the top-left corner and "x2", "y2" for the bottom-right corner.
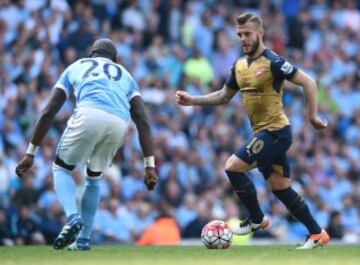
[{"x1": 258, "y1": 27, "x2": 264, "y2": 37}]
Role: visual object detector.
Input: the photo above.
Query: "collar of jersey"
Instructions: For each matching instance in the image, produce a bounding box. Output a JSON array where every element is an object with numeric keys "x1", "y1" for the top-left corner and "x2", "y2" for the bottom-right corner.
[
  {"x1": 94, "y1": 56, "x2": 113, "y2": 62},
  {"x1": 246, "y1": 48, "x2": 267, "y2": 67}
]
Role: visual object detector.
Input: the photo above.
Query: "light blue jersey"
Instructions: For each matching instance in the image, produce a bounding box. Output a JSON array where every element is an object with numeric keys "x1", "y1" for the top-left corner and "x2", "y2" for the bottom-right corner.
[{"x1": 55, "y1": 57, "x2": 141, "y2": 123}]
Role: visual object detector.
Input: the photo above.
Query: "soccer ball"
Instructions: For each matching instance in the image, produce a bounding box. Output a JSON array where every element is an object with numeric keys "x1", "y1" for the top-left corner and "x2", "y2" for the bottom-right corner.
[{"x1": 201, "y1": 220, "x2": 233, "y2": 249}]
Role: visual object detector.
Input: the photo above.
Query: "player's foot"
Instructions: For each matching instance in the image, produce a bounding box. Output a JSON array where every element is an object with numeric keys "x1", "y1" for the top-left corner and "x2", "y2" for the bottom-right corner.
[
  {"x1": 297, "y1": 229, "x2": 330, "y2": 249},
  {"x1": 67, "y1": 238, "x2": 91, "y2": 251},
  {"x1": 53, "y1": 214, "x2": 84, "y2": 250},
  {"x1": 232, "y1": 216, "x2": 270, "y2": 235}
]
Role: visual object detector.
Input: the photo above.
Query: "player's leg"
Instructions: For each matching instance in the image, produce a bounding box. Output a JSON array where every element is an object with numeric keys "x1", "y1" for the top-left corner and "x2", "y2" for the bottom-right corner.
[
  {"x1": 268, "y1": 171, "x2": 321, "y2": 234},
  {"x1": 226, "y1": 133, "x2": 273, "y2": 234},
  {"x1": 226, "y1": 155, "x2": 269, "y2": 235},
  {"x1": 52, "y1": 160, "x2": 77, "y2": 219},
  {"x1": 267, "y1": 170, "x2": 329, "y2": 249},
  {"x1": 225, "y1": 155, "x2": 265, "y2": 222},
  {"x1": 52, "y1": 160, "x2": 84, "y2": 250},
  {"x1": 71, "y1": 168, "x2": 102, "y2": 251},
  {"x1": 52, "y1": 110, "x2": 98, "y2": 249},
  {"x1": 70, "y1": 111, "x2": 127, "y2": 250},
  {"x1": 230, "y1": 127, "x2": 295, "y2": 235},
  {"x1": 262, "y1": 125, "x2": 330, "y2": 249}
]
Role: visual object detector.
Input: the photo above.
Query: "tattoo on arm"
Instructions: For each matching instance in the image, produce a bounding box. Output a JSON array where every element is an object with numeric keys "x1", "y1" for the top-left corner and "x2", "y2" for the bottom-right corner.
[{"x1": 192, "y1": 86, "x2": 237, "y2": 106}]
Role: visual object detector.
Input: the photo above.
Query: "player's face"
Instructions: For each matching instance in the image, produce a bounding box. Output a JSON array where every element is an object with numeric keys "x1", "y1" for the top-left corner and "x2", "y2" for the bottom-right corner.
[{"x1": 237, "y1": 22, "x2": 263, "y2": 56}]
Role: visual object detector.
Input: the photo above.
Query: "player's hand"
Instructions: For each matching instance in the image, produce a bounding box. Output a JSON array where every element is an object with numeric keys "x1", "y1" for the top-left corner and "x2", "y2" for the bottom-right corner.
[
  {"x1": 309, "y1": 116, "x2": 328, "y2": 130},
  {"x1": 175, "y1": 91, "x2": 193, "y2": 106},
  {"x1": 15, "y1": 155, "x2": 34, "y2": 178},
  {"x1": 144, "y1": 167, "x2": 158, "y2": 191}
]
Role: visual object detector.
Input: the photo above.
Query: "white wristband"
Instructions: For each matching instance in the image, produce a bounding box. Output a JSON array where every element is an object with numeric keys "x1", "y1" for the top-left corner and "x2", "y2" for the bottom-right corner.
[
  {"x1": 144, "y1": 156, "x2": 155, "y2": 168},
  {"x1": 26, "y1": 143, "x2": 39, "y2": 156}
]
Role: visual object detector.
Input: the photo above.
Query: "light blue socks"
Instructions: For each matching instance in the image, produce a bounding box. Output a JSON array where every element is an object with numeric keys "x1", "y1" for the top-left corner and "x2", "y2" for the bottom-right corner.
[
  {"x1": 53, "y1": 164, "x2": 100, "y2": 240},
  {"x1": 52, "y1": 164, "x2": 78, "y2": 217},
  {"x1": 78, "y1": 176, "x2": 101, "y2": 239}
]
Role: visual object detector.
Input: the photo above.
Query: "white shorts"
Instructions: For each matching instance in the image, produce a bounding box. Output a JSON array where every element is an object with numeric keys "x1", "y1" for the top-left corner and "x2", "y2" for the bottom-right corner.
[{"x1": 56, "y1": 107, "x2": 128, "y2": 172}]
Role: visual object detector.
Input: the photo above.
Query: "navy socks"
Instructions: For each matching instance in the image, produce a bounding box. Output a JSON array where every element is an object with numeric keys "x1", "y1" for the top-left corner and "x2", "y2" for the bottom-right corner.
[
  {"x1": 272, "y1": 187, "x2": 321, "y2": 234},
  {"x1": 226, "y1": 170, "x2": 264, "y2": 223}
]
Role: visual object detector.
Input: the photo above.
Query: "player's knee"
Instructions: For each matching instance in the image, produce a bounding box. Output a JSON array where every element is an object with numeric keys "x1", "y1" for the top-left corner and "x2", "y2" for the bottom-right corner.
[
  {"x1": 225, "y1": 155, "x2": 248, "y2": 172},
  {"x1": 86, "y1": 168, "x2": 102, "y2": 177},
  {"x1": 267, "y1": 173, "x2": 291, "y2": 190},
  {"x1": 225, "y1": 158, "x2": 243, "y2": 172},
  {"x1": 54, "y1": 156, "x2": 75, "y2": 171},
  {"x1": 269, "y1": 182, "x2": 289, "y2": 190}
]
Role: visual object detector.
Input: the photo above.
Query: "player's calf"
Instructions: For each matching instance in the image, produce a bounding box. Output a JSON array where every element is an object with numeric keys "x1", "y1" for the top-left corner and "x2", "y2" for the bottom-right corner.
[
  {"x1": 225, "y1": 170, "x2": 265, "y2": 224},
  {"x1": 272, "y1": 187, "x2": 322, "y2": 234}
]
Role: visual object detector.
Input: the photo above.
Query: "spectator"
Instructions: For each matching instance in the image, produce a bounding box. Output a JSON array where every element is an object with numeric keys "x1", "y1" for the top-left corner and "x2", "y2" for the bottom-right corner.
[
  {"x1": 0, "y1": 208, "x2": 14, "y2": 246},
  {"x1": 136, "y1": 202, "x2": 180, "y2": 246},
  {"x1": 327, "y1": 211, "x2": 344, "y2": 239},
  {"x1": 183, "y1": 47, "x2": 214, "y2": 86}
]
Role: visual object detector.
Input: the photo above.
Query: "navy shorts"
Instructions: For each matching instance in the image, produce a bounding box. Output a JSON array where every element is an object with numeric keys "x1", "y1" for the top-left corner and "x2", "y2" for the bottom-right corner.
[{"x1": 235, "y1": 125, "x2": 292, "y2": 179}]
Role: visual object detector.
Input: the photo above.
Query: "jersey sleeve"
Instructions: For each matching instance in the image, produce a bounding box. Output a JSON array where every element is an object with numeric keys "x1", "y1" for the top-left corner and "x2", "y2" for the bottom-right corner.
[
  {"x1": 225, "y1": 61, "x2": 240, "y2": 90},
  {"x1": 127, "y1": 75, "x2": 141, "y2": 101},
  {"x1": 270, "y1": 56, "x2": 298, "y2": 80},
  {"x1": 54, "y1": 65, "x2": 74, "y2": 98}
]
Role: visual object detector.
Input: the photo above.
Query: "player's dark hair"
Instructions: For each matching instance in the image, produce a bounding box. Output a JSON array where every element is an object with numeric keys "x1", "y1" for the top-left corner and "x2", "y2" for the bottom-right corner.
[
  {"x1": 236, "y1": 13, "x2": 263, "y2": 29},
  {"x1": 89, "y1": 38, "x2": 117, "y2": 62}
]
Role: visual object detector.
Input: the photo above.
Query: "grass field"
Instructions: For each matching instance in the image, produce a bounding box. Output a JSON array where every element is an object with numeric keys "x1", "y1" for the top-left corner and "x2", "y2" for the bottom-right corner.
[{"x1": 1, "y1": 245, "x2": 359, "y2": 265}]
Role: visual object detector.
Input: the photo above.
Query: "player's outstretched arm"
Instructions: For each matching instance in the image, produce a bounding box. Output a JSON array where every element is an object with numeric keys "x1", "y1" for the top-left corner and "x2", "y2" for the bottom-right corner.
[
  {"x1": 130, "y1": 96, "x2": 158, "y2": 191},
  {"x1": 15, "y1": 87, "x2": 67, "y2": 177},
  {"x1": 289, "y1": 69, "x2": 327, "y2": 130},
  {"x1": 175, "y1": 85, "x2": 237, "y2": 106}
]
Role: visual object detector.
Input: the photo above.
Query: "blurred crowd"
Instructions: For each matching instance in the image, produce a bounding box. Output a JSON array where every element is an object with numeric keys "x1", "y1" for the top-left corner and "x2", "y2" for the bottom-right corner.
[{"x1": 1, "y1": 0, "x2": 360, "y2": 246}]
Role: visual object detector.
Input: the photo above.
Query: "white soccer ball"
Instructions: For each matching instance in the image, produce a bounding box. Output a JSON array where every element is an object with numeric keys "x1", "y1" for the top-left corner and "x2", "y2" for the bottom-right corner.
[{"x1": 201, "y1": 220, "x2": 233, "y2": 249}]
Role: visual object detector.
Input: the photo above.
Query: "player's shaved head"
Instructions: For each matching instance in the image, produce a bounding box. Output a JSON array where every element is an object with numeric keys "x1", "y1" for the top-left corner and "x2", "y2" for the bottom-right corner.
[
  {"x1": 90, "y1": 38, "x2": 117, "y2": 62},
  {"x1": 236, "y1": 13, "x2": 263, "y2": 29}
]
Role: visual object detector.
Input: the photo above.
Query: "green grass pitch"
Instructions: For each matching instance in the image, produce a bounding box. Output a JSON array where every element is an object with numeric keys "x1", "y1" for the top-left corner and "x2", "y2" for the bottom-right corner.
[{"x1": 1, "y1": 245, "x2": 359, "y2": 265}]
